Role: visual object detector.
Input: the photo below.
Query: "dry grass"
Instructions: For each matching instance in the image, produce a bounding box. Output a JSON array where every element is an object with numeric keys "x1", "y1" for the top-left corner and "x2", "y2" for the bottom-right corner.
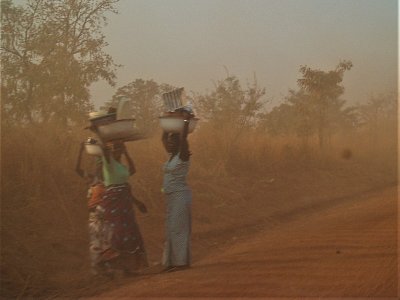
[{"x1": 0, "y1": 121, "x2": 397, "y2": 298}]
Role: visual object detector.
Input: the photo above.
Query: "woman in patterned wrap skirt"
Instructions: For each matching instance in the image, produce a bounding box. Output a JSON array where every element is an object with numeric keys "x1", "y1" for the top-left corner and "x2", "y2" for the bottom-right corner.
[
  {"x1": 161, "y1": 110, "x2": 193, "y2": 272},
  {"x1": 96, "y1": 142, "x2": 148, "y2": 275},
  {"x1": 75, "y1": 140, "x2": 106, "y2": 275}
]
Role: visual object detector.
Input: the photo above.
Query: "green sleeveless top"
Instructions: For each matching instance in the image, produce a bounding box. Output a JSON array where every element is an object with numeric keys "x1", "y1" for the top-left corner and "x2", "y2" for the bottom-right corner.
[{"x1": 101, "y1": 156, "x2": 130, "y2": 187}]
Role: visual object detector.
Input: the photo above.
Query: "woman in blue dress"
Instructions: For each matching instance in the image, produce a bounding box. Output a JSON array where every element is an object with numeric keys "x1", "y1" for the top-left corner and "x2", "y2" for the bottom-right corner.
[{"x1": 161, "y1": 111, "x2": 193, "y2": 272}]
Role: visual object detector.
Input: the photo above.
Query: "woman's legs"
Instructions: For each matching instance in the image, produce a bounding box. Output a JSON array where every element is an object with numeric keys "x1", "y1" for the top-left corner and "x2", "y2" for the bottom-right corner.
[
  {"x1": 163, "y1": 190, "x2": 192, "y2": 268},
  {"x1": 99, "y1": 184, "x2": 148, "y2": 272}
]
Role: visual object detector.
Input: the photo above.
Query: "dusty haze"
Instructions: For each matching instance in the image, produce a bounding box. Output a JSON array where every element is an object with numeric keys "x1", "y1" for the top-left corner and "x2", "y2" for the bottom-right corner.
[
  {"x1": 1, "y1": 0, "x2": 398, "y2": 298},
  {"x1": 91, "y1": 0, "x2": 397, "y2": 108}
]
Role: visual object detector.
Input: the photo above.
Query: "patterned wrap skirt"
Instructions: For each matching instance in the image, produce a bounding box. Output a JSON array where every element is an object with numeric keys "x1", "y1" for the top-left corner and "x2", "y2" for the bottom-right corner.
[
  {"x1": 90, "y1": 183, "x2": 148, "y2": 271},
  {"x1": 88, "y1": 210, "x2": 112, "y2": 272},
  {"x1": 162, "y1": 189, "x2": 192, "y2": 267}
]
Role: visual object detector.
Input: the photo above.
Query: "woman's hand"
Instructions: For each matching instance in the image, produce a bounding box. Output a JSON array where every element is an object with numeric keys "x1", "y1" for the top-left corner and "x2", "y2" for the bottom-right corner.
[
  {"x1": 75, "y1": 142, "x2": 85, "y2": 178},
  {"x1": 123, "y1": 144, "x2": 136, "y2": 175},
  {"x1": 76, "y1": 168, "x2": 85, "y2": 178},
  {"x1": 121, "y1": 142, "x2": 127, "y2": 152},
  {"x1": 182, "y1": 110, "x2": 193, "y2": 120},
  {"x1": 179, "y1": 116, "x2": 191, "y2": 161},
  {"x1": 133, "y1": 198, "x2": 148, "y2": 214}
]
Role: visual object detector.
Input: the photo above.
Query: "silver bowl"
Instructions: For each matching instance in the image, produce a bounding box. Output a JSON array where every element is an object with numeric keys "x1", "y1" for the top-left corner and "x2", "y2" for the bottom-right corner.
[
  {"x1": 84, "y1": 143, "x2": 103, "y2": 156},
  {"x1": 159, "y1": 115, "x2": 199, "y2": 133},
  {"x1": 97, "y1": 119, "x2": 144, "y2": 142}
]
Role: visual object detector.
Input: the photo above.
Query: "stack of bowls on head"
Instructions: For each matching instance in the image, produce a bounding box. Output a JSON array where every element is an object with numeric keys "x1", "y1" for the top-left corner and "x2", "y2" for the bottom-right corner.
[
  {"x1": 96, "y1": 118, "x2": 141, "y2": 142},
  {"x1": 159, "y1": 111, "x2": 199, "y2": 133},
  {"x1": 88, "y1": 110, "x2": 116, "y2": 127},
  {"x1": 84, "y1": 107, "x2": 143, "y2": 156},
  {"x1": 159, "y1": 88, "x2": 199, "y2": 134}
]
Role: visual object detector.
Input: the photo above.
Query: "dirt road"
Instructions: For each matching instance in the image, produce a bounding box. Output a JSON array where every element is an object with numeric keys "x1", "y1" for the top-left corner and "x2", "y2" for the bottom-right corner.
[{"x1": 89, "y1": 186, "x2": 398, "y2": 299}]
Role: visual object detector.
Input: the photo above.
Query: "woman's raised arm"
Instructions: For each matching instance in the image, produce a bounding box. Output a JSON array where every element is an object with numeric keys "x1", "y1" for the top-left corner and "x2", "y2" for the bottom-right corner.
[
  {"x1": 123, "y1": 144, "x2": 136, "y2": 175},
  {"x1": 179, "y1": 112, "x2": 191, "y2": 161},
  {"x1": 75, "y1": 142, "x2": 86, "y2": 177}
]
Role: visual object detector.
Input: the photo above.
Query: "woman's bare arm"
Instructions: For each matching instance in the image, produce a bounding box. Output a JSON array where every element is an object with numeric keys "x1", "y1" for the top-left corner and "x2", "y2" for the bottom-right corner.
[
  {"x1": 123, "y1": 145, "x2": 136, "y2": 175},
  {"x1": 179, "y1": 112, "x2": 191, "y2": 161},
  {"x1": 75, "y1": 142, "x2": 85, "y2": 177}
]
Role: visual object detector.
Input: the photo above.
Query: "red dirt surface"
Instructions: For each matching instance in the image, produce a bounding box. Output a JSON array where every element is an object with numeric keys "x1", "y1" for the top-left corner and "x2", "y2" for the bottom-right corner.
[{"x1": 88, "y1": 186, "x2": 398, "y2": 299}]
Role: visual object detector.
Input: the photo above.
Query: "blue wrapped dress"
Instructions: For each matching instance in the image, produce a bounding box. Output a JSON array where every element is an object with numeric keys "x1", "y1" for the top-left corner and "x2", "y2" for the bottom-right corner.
[{"x1": 162, "y1": 154, "x2": 192, "y2": 267}]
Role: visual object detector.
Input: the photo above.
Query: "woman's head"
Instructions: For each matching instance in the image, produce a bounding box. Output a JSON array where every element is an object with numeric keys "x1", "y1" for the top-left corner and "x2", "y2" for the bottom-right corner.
[
  {"x1": 105, "y1": 141, "x2": 124, "y2": 161},
  {"x1": 165, "y1": 133, "x2": 180, "y2": 154}
]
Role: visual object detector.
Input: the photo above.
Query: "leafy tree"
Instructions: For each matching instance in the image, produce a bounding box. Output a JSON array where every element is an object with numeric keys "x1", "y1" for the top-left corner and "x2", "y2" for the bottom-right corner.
[
  {"x1": 193, "y1": 74, "x2": 267, "y2": 169},
  {"x1": 296, "y1": 60, "x2": 353, "y2": 149},
  {"x1": 260, "y1": 61, "x2": 355, "y2": 150},
  {"x1": 1, "y1": 0, "x2": 119, "y2": 126},
  {"x1": 261, "y1": 89, "x2": 315, "y2": 138},
  {"x1": 196, "y1": 74, "x2": 266, "y2": 129},
  {"x1": 356, "y1": 92, "x2": 397, "y2": 144}
]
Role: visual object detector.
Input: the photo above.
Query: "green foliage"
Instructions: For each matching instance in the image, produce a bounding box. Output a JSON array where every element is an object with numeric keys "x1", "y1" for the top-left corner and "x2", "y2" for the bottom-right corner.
[
  {"x1": 297, "y1": 60, "x2": 353, "y2": 148},
  {"x1": 196, "y1": 74, "x2": 266, "y2": 129},
  {"x1": 297, "y1": 60, "x2": 353, "y2": 98},
  {"x1": 356, "y1": 92, "x2": 397, "y2": 129},
  {"x1": 1, "y1": 0, "x2": 119, "y2": 126},
  {"x1": 260, "y1": 61, "x2": 355, "y2": 149},
  {"x1": 355, "y1": 92, "x2": 397, "y2": 149},
  {"x1": 192, "y1": 74, "x2": 267, "y2": 168},
  {"x1": 261, "y1": 89, "x2": 315, "y2": 137}
]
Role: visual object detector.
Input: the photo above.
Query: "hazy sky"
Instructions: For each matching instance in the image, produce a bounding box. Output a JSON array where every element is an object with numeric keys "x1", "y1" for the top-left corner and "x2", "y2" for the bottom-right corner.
[{"x1": 91, "y1": 0, "x2": 398, "y2": 109}]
